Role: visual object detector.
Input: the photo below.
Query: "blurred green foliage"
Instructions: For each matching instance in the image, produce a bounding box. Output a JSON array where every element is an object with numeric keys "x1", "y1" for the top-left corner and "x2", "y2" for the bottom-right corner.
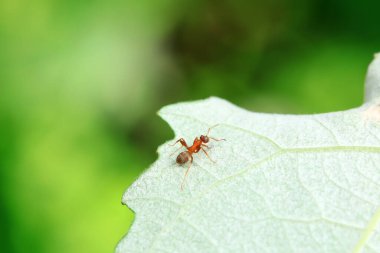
[{"x1": 0, "y1": 0, "x2": 379, "y2": 252}]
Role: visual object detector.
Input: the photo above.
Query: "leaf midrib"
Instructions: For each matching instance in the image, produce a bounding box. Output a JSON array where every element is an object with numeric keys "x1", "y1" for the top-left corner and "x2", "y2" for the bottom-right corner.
[
  {"x1": 139, "y1": 144, "x2": 380, "y2": 253},
  {"x1": 136, "y1": 112, "x2": 380, "y2": 253}
]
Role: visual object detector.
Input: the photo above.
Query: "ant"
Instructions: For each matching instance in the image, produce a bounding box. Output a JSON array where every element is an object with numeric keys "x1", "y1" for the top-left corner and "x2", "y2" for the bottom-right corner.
[{"x1": 170, "y1": 125, "x2": 225, "y2": 190}]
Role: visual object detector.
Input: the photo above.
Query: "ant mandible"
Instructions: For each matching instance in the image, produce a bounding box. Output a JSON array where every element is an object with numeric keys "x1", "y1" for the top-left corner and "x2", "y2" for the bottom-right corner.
[{"x1": 170, "y1": 124, "x2": 225, "y2": 190}]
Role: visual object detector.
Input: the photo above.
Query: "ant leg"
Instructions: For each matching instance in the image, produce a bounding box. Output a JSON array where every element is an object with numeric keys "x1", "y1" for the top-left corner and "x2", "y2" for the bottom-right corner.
[
  {"x1": 201, "y1": 144, "x2": 210, "y2": 149},
  {"x1": 170, "y1": 138, "x2": 188, "y2": 147},
  {"x1": 201, "y1": 147, "x2": 216, "y2": 163},
  {"x1": 209, "y1": 137, "x2": 226, "y2": 142},
  {"x1": 169, "y1": 139, "x2": 181, "y2": 146},
  {"x1": 181, "y1": 156, "x2": 193, "y2": 191},
  {"x1": 169, "y1": 138, "x2": 189, "y2": 157},
  {"x1": 170, "y1": 146, "x2": 184, "y2": 157}
]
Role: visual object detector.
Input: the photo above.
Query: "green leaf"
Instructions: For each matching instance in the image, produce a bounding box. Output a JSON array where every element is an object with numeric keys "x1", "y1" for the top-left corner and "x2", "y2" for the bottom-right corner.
[{"x1": 116, "y1": 54, "x2": 380, "y2": 253}]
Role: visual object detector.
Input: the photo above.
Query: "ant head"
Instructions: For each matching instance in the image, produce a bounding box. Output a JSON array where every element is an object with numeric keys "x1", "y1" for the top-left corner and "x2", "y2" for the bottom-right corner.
[{"x1": 200, "y1": 135, "x2": 209, "y2": 143}]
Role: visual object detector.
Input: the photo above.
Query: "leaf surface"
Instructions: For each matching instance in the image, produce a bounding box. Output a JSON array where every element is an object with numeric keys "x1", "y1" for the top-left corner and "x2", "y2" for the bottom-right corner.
[{"x1": 117, "y1": 54, "x2": 380, "y2": 253}]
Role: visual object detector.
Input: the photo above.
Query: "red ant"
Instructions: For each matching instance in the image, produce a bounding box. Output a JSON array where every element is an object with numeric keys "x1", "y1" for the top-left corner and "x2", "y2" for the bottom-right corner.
[{"x1": 170, "y1": 125, "x2": 225, "y2": 190}]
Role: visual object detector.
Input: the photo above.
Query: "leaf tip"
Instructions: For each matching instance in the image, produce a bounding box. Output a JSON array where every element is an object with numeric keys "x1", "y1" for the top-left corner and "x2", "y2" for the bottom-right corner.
[
  {"x1": 364, "y1": 52, "x2": 380, "y2": 103},
  {"x1": 361, "y1": 102, "x2": 380, "y2": 124}
]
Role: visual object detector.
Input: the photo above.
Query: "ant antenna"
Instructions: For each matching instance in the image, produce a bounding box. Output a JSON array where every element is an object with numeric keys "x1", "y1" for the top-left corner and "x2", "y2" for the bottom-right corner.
[
  {"x1": 206, "y1": 124, "x2": 220, "y2": 136},
  {"x1": 206, "y1": 124, "x2": 226, "y2": 141}
]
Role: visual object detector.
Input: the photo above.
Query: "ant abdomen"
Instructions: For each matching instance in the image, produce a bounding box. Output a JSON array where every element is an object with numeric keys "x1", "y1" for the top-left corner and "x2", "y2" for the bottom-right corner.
[{"x1": 176, "y1": 151, "x2": 191, "y2": 164}]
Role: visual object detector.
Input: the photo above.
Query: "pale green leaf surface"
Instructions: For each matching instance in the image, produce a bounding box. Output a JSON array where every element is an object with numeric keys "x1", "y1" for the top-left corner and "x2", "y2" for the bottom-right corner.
[{"x1": 117, "y1": 54, "x2": 380, "y2": 253}]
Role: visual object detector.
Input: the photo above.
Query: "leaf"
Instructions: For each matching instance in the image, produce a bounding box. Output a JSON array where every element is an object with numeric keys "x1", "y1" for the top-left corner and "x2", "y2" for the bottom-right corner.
[{"x1": 116, "y1": 54, "x2": 380, "y2": 253}]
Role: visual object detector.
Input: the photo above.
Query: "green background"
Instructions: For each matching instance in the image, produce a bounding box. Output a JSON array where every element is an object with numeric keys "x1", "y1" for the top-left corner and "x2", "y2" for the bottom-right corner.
[{"x1": 0, "y1": 0, "x2": 379, "y2": 252}]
